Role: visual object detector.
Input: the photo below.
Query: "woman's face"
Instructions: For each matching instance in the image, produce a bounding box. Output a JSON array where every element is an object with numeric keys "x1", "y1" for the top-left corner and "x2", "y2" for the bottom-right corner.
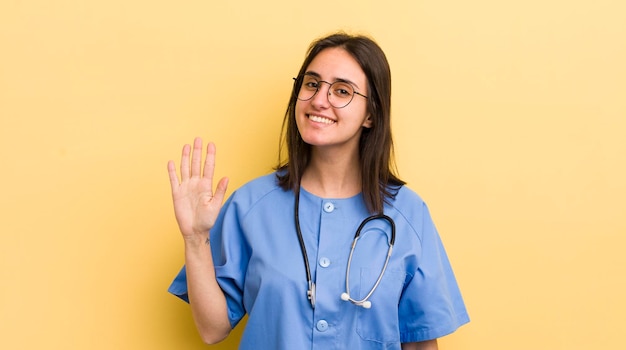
[{"x1": 295, "y1": 47, "x2": 371, "y2": 153}]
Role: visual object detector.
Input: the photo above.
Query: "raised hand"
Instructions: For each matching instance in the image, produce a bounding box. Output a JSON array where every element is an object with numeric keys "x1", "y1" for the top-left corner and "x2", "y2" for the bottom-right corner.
[{"x1": 167, "y1": 138, "x2": 229, "y2": 242}]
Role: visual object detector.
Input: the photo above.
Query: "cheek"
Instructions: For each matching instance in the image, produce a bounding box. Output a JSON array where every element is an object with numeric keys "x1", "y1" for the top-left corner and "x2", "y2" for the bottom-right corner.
[
  {"x1": 294, "y1": 102, "x2": 304, "y2": 120},
  {"x1": 341, "y1": 104, "x2": 369, "y2": 125},
  {"x1": 294, "y1": 102, "x2": 307, "y2": 134},
  {"x1": 294, "y1": 100, "x2": 304, "y2": 116}
]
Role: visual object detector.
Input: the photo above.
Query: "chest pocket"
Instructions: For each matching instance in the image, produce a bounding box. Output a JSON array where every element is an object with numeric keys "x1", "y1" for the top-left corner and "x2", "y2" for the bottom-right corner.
[{"x1": 355, "y1": 267, "x2": 406, "y2": 344}]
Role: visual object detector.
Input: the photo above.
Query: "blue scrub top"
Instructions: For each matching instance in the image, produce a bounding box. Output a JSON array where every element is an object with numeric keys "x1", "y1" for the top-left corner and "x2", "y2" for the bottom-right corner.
[{"x1": 169, "y1": 173, "x2": 469, "y2": 349}]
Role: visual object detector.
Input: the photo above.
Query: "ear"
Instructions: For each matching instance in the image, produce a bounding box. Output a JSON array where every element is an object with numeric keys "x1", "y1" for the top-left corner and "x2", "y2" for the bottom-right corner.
[{"x1": 362, "y1": 115, "x2": 373, "y2": 128}]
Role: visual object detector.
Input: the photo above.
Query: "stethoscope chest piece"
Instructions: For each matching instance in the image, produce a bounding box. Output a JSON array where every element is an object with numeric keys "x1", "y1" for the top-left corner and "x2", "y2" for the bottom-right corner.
[{"x1": 307, "y1": 281, "x2": 316, "y2": 309}]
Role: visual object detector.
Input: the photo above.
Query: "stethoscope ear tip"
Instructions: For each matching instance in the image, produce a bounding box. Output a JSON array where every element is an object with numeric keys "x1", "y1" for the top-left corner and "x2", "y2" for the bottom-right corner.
[{"x1": 340, "y1": 293, "x2": 373, "y2": 309}]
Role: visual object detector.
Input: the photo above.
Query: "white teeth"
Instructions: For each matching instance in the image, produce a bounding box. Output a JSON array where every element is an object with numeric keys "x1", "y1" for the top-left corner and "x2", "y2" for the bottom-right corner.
[{"x1": 308, "y1": 115, "x2": 335, "y2": 124}]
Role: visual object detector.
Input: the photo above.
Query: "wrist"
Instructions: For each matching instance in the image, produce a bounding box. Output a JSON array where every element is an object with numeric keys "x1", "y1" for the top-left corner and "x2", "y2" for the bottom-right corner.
[{"x1": 183, "y1": 233, "x2": 210, "y2": 249}]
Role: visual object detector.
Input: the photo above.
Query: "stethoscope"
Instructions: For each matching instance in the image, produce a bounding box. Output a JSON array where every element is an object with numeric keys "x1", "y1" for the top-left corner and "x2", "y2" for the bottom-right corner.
[{"x1": 294, "y1": 190, "x2": 396, "y2": 309}]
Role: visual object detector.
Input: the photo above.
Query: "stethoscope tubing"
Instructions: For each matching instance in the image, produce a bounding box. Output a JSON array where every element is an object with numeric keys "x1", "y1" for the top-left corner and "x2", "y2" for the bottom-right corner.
[
  {"x1": 294, "y1": 190, "x2": 316, "y2": 308},
  {"x1": 343, "y1": 214, "x2": 395, "y2": 306},
  {"x1": 294, "y1": 190, "x2": 395, "y2": 309}
]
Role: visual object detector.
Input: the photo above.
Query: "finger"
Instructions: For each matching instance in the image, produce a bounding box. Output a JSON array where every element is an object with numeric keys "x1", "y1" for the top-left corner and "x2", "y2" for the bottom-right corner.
[
  {"x1": 212, "y1": 177, "x2": 229, "y2": 204},
  {"x1": 167, "y1": 160, "x2": 180, "y2": 191},
  {"x1": 203, "y1": 142, "x2": 217, "y2": 182},
  {"x1": 190, "y1": 137, "x2": 203, "y2": 177},
  {"x1": 180, "y1": 143, "x2": 191, "y2": 180}
]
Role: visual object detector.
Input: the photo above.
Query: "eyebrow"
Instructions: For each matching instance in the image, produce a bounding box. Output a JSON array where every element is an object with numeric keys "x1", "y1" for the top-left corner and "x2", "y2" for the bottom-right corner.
[{"x1": 304, "y1": 71, "x2": 362, "y2": 90}]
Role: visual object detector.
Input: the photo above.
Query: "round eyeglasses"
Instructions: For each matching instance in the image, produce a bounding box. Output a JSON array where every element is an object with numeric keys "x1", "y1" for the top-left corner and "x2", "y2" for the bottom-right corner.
[{"x1": 293, "y1": 74, "x2": 368, "y2": 108}]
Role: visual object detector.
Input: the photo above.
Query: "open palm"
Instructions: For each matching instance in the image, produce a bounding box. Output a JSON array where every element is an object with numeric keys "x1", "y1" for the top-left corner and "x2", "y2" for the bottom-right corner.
[{"x1": 167, "y1": 138, "x2": 229, "y2": 240}]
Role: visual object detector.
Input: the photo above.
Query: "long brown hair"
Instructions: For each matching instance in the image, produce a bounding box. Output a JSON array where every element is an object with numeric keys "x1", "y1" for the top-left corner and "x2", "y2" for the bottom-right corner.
[{"x1": 276, "y1": 32, "x2": 405, "y2": 214}]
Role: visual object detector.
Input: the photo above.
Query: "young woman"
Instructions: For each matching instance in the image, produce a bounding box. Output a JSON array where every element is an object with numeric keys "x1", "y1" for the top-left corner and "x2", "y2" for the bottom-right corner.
[{"x1": 167, "y1": 32, "x2": 469, "y2": 350}]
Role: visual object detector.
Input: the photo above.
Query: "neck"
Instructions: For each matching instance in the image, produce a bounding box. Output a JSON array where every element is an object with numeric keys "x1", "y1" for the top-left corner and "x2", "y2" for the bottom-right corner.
[{"x1": 301, "y1": 147, "x2": 361, "y2": 198}]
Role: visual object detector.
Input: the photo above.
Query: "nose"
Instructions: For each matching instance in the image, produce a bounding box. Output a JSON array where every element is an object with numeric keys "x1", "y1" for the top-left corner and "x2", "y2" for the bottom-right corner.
[{"x1": 310, "y1": 81, "x2": 332, "y2": 108}]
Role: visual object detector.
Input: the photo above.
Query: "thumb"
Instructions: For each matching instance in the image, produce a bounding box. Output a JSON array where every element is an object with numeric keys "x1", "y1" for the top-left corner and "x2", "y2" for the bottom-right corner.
[{"x1": 212, "y1": 177, "x2": 229, "y2": 204}]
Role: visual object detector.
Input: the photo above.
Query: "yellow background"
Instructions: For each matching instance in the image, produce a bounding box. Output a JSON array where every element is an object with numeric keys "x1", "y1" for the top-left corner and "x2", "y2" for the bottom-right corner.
[{"x1": 1, "y1": 1, "x2": 624, "y2": 349}]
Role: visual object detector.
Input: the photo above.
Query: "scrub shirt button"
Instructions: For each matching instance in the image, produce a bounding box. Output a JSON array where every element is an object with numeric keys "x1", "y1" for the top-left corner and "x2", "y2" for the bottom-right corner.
[
  {"x1": 316, "y1": 320, "x2": 329, "y2": 332},
  {"x1": 323, "y1": 202, "x2": 335, "y2": 213},
  {"x1": 319, "y1": 257, "x2": 331, "y2": 268}
]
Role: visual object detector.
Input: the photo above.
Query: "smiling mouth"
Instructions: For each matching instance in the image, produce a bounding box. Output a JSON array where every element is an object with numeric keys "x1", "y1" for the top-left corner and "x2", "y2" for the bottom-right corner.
[{"x1": 308, "y1": 114, "x2": 335, "y2": 124}]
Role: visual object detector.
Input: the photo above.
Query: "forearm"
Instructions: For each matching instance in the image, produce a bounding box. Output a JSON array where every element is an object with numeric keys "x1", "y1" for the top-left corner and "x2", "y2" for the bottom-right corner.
[
  {"x1": 402, "y1": 339, "x2": 438, "y2": 350},
  {"x1": 184, "y1": 236, "x2": 231, "y2": 344}
]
